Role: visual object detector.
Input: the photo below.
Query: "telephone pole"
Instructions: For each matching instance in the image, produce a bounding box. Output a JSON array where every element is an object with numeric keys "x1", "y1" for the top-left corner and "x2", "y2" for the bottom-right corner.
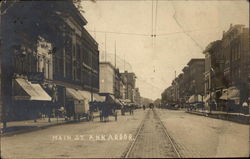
[
  {"x1": 0, "y1": 1, "x2": 4, "y2": 129},
  {"x1": 104, "y1": 33, "x2": 107, "y2": 62},
  {"x1": 114, "y1": 40, "x2": 116, "y2": 68},
  {"x1": 0, "y1": 0, "x2": 17, "y2": 130},
  {"x1": 0, "y1": 0, "x2": 7, "y2": 130}
]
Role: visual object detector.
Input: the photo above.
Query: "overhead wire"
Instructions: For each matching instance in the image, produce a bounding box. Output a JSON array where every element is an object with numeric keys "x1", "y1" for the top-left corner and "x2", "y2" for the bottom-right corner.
[
  {"x1": 151, "y1": 0, "x2": 154, "y2": 46},
  {"x1": 87, "y1": 30, "x2": 149, "y2": 37},
  {"x1": 153, "y1": 0, "x2": 158, "y2": 47}
]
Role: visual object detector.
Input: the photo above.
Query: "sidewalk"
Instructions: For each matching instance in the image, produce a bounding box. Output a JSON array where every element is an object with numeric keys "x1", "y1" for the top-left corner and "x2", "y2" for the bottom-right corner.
[
  {"x1": 186, "y1": 109, "x2": 250, "y2": 124},
  {"x1": 0, "y1": 112, "x2": 100, "y2": 136}
]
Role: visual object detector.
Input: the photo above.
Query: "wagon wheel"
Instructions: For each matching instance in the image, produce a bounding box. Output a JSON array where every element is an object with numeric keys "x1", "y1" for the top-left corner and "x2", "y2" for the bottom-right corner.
[
  {"x1": 77, "y1": 114, "x2": 80, "y2": 121},
  {"x1": 90, "y1": 111, "x2": 94, "y2": 121},
  {"x1": 121, "y1": 109, "x2": 125, "y2": 115},
  {"x1": 87, "y1": 111, "x2": 93, "y2": 121},
  {"x1": 100, "y1": 111, "x2": 103, "y2": 122}
]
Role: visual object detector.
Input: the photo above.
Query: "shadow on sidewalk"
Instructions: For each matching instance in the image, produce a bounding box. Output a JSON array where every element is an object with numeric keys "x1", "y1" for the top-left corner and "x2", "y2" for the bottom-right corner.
[{"x1": 1, "y1": 126, "x2": 38, "y2": 134}]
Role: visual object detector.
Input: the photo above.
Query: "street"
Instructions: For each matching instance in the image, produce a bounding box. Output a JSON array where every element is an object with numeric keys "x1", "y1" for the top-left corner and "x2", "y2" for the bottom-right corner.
[
  {"x1": 1, "y1": 109, "x2": 249, "y2": 158},
  {"x1": 157, "y1": 109, "x2": 249, "y2": 158}
]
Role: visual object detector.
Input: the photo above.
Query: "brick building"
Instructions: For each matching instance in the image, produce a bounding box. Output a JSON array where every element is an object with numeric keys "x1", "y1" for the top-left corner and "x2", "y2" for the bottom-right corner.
[
  {"x1": 120, "y1": 71, "x2": 137, "y2": 102},
  {"x1": 204, "y1": 24, "x2": 249, "y2": 111},
  {"x1": 1, "y1": 1, "x2": 100, "y2": 120}
]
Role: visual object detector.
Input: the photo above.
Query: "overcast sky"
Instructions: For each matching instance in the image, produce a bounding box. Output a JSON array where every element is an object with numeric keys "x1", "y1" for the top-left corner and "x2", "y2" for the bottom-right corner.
[{"x1": 80, "y1": 0, "x2": 249, "y2": 100}]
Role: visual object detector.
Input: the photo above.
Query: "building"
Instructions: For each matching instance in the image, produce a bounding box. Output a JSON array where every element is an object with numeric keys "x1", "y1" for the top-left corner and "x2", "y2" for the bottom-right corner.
[
  {"x1": 120, "y1": 71, "x2": 136, "y2": 102},
  {"x1": 134, "y1": 88, "x2": 141, "y2": 105},
  {"x1": 186, "y1": 59, "x2": 205, "y2": 102},
  {"x1": 221, "y1": 24, "x2": 250, "y2": 105},
  {"x1": 161, "y1": 86, "x2": 174, "y2": 105},
  {"x1": 203, "y1": 24, "x2": 250, "y2": 111},
  {"x1": 162, "y1": 58, "x2": 205, "y2": 107},
  {"x1": 174, "y1": 73, "x2": 186, "y2": 107},
  {"x1": 182, "y1": 66, "x2": 190, "y2": 102},
  {"x1": 119, "y1": 78, "x2": 126, "y2": 99},
  {"x1": 99, "y1": 62, "x2": 116, "y2": 95},
  {"x1": 1, "y1": 1, "x2": 100, "y2": 121},
  {"x1": 203, "y1": 40, "x2": 225, "y2": 110},
  {"x1": 171, "y1": 78, "x2": 179, "y2": 104}
]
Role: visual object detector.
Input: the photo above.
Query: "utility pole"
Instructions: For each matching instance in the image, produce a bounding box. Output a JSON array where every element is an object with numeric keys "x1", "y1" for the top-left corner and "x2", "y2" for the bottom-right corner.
[
  {"x1": 0, "y1": 0, "x2": 14, "y2": 130},
  {"x1": 94, "y1": 27, "x2": 96, "y2": 39},
  {"x1": 91, "y1": 51, "x2": 93, "y2": 102},
  {"x1": 174, "y1": 70, "x2": 177, "y2": 103},
  {"x1": 114, "y1": 40, "x2": 116, "y2": 68},
  {"x1": 104, "y1": 33, "x2": 107, "y2": 62},
  {"x1": 123, "y1": 54, "x2": 126, "y2": 72},
  {"x1": 0, "y1": 1, "x2": 4, "y2": 129}
]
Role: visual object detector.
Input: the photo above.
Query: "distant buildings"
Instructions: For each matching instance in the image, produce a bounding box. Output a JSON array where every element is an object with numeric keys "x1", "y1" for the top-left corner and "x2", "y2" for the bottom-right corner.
[
  {"x1": 120, "y1": 71, "x2": 136, "y2": 102},
  {"x1": 134, "y1": 88, "x2": 141, "y2": 105},
  {"x1": 162, "y1": 24, "x2": 250, "y2": 112},
  {"x1": 162, "y1": 59, "x2": 205, "y2": 107},
  {"x1": 99, "y1": 62, "x2": 141, "y2": 105}
]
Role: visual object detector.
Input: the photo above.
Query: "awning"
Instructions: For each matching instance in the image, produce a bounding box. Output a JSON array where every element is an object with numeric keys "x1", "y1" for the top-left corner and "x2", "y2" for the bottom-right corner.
[
  {"x1": 93, "y1": 93, "x2": 106, "y2": 102},
  {"x1": 78, "y1": 90, "x2": 91, "y2": 101},
  {"x1": 188, "y1": 94, "x2": 203, "y2": 103},
  {"x1": 220, "y1": 87, "x2": 240, "y2": 100},
  {"x1": 188, "y1": 95, "x2": 195, "y2": 103},
  {"x1": 119, "y1": 99, "x2": 131, "y2": 103},
  {"x1": 66, "y1": 88, "x2": 84, "y2": 100},
  {"x1": 204, "y1": 95, "x2": 211, "y2": 102},
  {"x1": 115, "y1": 99, "x2": 123, "y2": 106},
  {"x1": 106, "y1": 94, "x2": 121, "y2": 105},
  {"x1": 13, "y1": 78, "x2": 51, "y2": 101},
  {"x1": 106, "y1": 94, "x2": 116, "y2": 103}
]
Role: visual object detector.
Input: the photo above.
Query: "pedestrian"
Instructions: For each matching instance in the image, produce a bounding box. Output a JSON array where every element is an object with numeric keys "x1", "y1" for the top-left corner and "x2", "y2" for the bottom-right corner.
[
  {"x1": 143, "y1": 105, "x2": 146, "y2": 110},
  {"x1": 242, "y1": 101, "x2": 248, "y2": 107},
  {"x1": 242, "y1": 101, "x2": 249, "y2": 114}
]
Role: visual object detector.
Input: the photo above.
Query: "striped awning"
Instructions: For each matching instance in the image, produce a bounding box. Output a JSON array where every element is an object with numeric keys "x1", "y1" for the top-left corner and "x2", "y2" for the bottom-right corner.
[
  {"x1": 66, "y1": 88, "x2": 84, "y2": 100},
  {"x1": 220, "y1": 87, "x2": 240, "y2": 100},
  {"x1": 93, "y1": 93, "x2": 106, "y2": 102},
  {"x1": 13, "y1": 78, "x2": 51, "y2": 101}
]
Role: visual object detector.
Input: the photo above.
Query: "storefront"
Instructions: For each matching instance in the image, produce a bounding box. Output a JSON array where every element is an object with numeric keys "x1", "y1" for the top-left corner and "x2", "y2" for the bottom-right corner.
[
  {"x1": 220, "y1": 87, "x2": 240, "y2": 112},
  {"x1": 220, "y1": 87, "x2": 240, "y2": 103},
  {"x1": 11, "y1": 77, "x2": 52, "y2": 121},
  {"x1": 65, "y1": 88, "x2": 99, "y2": 119}
]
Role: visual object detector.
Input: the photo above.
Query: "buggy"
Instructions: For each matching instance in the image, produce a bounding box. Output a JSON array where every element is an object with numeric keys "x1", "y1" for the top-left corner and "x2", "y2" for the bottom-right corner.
[{"x1": 99, "y1": 102, "x2": 118, "y2": 122}]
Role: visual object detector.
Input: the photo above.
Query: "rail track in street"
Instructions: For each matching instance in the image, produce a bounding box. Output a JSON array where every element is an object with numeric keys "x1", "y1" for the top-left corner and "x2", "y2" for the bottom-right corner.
[{"x1": 122, "y1": 109, "x2": 181, "y2": 158}]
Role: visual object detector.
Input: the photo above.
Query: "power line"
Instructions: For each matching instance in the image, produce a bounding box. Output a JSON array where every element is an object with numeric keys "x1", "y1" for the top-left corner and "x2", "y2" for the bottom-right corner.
[
  {"x1": 87, "y1": 30, "x2": 149, "y2": 37},
  {"x1": 156, "y1": 27, "x2": 221, "y2": 36},
  {"x1": 136, "y1": 75, "x2": 163, "y2": 91},
  {"x1": 153, "y1": 0, "x2": 158, "y2": 46},
  {"x1": 87, "y1": 26, "x2": 221, "y2": 38},
  {"x1": 151, "y1": 0, "x2": 154, "y2": 45},
  {"x1": 171, "y1": 2, "x2": 204, "y2": 50}
]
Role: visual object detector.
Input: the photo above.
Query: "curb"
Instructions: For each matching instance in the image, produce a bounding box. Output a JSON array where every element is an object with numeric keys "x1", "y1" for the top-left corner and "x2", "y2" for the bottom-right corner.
[
  {"x1": 186, "y1": 111, "x2": 250, "y2": 125},
  {"x1": 1, "y1": 115, "x2": 100, "y2": 137},
  {"x1": 1, "y1": 120, "x2": 77, "y2": 137}
]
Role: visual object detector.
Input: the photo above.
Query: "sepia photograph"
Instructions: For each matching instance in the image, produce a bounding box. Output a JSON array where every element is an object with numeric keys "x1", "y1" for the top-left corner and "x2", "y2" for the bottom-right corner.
[{"x1": 0, "y1": 0, "x2": 249, "y2": 158}]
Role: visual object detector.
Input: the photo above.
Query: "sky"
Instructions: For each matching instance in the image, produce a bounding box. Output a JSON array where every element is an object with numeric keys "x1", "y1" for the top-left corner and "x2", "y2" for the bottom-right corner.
[{"x1": 80, "y1": 0, "x2": 249, "y2": 100}]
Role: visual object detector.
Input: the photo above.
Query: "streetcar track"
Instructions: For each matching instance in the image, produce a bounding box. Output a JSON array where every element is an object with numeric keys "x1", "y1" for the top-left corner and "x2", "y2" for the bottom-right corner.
[
  {"x1": 153, "y1": 109, "x2": 182, "y2": 158},
  {"x1": 121, "y1": 110, "x2": 150, "y2": 158},
  {"x1": 122, "y1": 109, "x2": 181, "y2": 158}
]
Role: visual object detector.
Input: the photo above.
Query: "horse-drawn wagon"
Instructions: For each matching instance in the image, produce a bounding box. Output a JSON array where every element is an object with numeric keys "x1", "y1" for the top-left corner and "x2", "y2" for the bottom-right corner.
[
  {"x1": 120, "y1": 99, "x2": 135, "y2": 115},
  {"x1": 97, "y1": 94, "x2": 121, "y2": 122},
  {"x1": 65, "y1": 88, "x2": 92, "y2": 121}
]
